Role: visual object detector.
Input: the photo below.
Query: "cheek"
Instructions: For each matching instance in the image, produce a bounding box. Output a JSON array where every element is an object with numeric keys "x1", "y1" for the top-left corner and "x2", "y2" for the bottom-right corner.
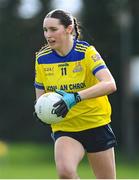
[
  {"x1": 44, "y1": 31, "x2": 47, "y2": 38},
  {"x1": 56, "y1": 30, "x2": 66, "y2": 39}
]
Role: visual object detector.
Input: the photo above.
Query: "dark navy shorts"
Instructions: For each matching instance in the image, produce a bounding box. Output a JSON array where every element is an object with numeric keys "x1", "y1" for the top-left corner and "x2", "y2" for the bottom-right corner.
[{"x1": 52, "y1": 124, "x2": 117, "y2": 153}]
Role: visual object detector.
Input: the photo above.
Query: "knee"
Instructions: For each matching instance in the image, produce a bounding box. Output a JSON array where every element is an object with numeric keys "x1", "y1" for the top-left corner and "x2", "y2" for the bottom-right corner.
[{"x1": 56, "y1": 163, "x2": 78, "y2": 179}]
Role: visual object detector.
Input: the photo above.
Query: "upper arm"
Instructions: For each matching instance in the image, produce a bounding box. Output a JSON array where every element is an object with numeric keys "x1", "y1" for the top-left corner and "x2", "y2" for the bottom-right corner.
[
  {"x1": 86, "y1": 46, "x2": 116, "y2": 83},
  {"x1": 95, "y1": 68, "x2": 115, "y2": 82},
  {"x1": 34, "y1": 55, "x2": 45, "y2": 90},
  {"x1": 34, "y1": 54, "x2": 45, "y2": 99},
  {"x1": 95, "y1": 68, "x2": 117, "y2": 93}
]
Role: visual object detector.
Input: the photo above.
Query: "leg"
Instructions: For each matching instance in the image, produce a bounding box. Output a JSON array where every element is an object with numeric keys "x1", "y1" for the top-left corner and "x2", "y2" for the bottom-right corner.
[
  {"x1": 87, "y1": 147, "x2": 116, "y2": 179},
  {"x1": 54, "y1": 136, "x2": 85, "y2": 179}
]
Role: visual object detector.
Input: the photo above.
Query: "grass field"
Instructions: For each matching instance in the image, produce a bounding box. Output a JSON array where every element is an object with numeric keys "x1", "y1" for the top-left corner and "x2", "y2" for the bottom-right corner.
[{"x1": 0, "y1": 142, "x2": 139, "y2": 179}]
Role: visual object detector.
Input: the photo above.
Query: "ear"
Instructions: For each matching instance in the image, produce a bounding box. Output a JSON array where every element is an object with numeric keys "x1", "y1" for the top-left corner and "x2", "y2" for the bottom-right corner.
[{"x1": 66, "y1": 25, "x2": 74, "y2": 34}]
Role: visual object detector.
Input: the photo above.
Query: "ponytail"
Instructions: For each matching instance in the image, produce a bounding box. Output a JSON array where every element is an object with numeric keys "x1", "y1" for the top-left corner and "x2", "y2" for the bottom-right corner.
[{"x1": 73, "y1": 17, "x2": 80, "y2": 40}]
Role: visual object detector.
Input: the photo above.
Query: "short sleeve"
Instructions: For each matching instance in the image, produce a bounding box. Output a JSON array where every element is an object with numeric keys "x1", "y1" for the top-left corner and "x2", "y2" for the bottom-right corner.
[
  {"x1": 85, "y1": 46, "x2": 107, "y2": 75},
  {"x1": 34, "y1": 55, "x2": 45, "y2": 90}
]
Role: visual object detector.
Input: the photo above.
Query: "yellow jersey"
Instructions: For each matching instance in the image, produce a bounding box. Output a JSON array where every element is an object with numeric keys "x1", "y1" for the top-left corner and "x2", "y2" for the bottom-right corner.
[{"x1": 34, "y1": 40, "x2": 111, "y2": 132}]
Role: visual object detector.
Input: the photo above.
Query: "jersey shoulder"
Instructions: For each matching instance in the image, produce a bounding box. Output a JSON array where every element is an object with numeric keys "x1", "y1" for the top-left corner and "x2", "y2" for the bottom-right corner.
[
  {"x1": 75, "y1": 40, "x2": 98, "y2": 60},
  {"x1": 36, "y1": 44, "x2": 52, "y2": 58},
  {"x1": 35, "y1": 44, "x2": 55, "y2": 64},
  {"x1": 75, "y1": 40, "x2": 90, "y2": 53}
]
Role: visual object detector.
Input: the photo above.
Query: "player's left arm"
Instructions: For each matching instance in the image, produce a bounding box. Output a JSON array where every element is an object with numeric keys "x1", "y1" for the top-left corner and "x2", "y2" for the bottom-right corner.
[
  {"x1": 53, "y1": 68, "x2": 116, "y2": 118},
  {"x1": 78, "y1": 68, "x2": 117, "y2": 100}
]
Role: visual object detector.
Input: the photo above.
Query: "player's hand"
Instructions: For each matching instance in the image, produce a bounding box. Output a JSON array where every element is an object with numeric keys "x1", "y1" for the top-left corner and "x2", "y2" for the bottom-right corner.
[
  {"x1": 33, "y1": 111, "x2": 40, "y2": 121},
  {"x1": 33, "y1": 100, "x2": 40, "y2": 121},
  {"x1": 33, "y1": 101, "x2": 48, "y2": 124},
  {"x1": 53, "y1": 89, "x2": 81, "y2": 118}
]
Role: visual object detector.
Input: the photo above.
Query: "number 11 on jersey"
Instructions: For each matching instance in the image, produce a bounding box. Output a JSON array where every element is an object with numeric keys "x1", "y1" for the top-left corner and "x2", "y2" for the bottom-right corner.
[{"x1": 61, "y1": 67, "x2": 67, "y2": 75}]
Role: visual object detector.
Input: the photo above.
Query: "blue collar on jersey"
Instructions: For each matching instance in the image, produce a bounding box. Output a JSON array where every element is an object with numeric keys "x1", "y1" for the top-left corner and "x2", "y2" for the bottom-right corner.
[
  {"x1": 37, "y1": 39, "x2": 89, "y2": 64},
  {"x1": 52, "y1": 38, "x2": 76, "y2": 58}
]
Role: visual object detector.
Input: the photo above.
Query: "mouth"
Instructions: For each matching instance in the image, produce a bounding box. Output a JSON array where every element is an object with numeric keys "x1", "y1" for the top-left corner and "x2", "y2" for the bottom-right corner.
[{"x1": 47, "y1": 40, "x2": 56, "y2": 46}]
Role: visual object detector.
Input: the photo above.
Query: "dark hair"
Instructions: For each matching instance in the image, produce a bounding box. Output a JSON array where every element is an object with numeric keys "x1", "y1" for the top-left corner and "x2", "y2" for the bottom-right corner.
[{"x1": 45, "y1": 9, "x2": 80, "y2": 39}]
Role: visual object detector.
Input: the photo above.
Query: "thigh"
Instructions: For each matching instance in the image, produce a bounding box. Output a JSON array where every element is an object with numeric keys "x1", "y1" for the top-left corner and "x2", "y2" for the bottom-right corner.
[
  {"x1": 54, "y1": 136, "x2": 85, "y2": 170},
  {"x1": 87, "y1": 147, "x2": 116, "y2": 179}
]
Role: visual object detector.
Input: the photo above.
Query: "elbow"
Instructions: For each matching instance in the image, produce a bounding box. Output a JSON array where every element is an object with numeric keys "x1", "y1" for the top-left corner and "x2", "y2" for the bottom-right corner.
[{"x1": 108, "y1": 81, "x2": 117, "y2": 94}]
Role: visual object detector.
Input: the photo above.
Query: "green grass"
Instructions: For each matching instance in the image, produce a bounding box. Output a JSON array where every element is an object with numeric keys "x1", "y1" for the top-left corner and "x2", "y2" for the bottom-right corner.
[{"x1": 0, "y1": 142, "x2": 139, "y2": 179}]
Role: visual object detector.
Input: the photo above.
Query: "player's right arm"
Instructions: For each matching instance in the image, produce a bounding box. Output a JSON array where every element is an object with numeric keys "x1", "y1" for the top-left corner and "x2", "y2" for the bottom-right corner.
[
  {"x1": 35, "y1": 88, "x2": 45, "y2": 100},
  {"x1": 35, "y1": 53, "x2": 45, "y2": 100},
  {"x1": 33, "y1": 88, "x2": 45, "y2": 121}
]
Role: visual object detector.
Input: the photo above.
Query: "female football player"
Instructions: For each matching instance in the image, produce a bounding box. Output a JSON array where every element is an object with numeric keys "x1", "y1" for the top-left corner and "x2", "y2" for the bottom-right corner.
[{"x1": 34, "y1": 9, "x2": 117, "y2": 179}]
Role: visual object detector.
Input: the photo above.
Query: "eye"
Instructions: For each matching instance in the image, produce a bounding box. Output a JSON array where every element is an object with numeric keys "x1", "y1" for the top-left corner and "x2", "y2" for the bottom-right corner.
[
  {"x1": 50, "y1": 27, "x2": 57, "y2": 32},
  {"x1": 43, "y1": 27, "x2": 47, "y2": 32}
]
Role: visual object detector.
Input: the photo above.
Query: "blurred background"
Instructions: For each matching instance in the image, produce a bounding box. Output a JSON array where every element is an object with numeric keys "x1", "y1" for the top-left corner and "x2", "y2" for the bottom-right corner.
[{"x1": 0, "y1": 0, "x2": 139, "y2": 178}]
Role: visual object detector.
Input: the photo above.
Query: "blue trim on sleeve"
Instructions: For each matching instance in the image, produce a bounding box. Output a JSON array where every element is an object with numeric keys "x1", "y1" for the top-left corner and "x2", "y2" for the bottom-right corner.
[
  {"x1": 93, "y1": 65, "x2": 107, "y2": 75},
  {"x1": 34, "y1": 83, "x2": 45, "y2": 90}
]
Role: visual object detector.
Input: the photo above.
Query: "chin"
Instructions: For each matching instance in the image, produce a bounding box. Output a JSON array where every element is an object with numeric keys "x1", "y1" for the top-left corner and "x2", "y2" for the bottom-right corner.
[{"x1": 49, "y1": 44, "x2": 57, "y2": 50}]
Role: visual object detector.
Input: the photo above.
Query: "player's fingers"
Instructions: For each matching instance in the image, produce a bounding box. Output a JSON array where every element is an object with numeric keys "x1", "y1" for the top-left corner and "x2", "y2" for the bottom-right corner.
[
  {"x1": 55, "y1": 102, "x2": 66, "y2": 116},
  {"x1": 61, "y1": 107, "x2": 68, "y2": 118},
  {"x1": 53, "y1": 99, "x2": 63, "y2": 107},
  {"x1": 60, "y1": 106, "x2": 68, "y2": 117}
]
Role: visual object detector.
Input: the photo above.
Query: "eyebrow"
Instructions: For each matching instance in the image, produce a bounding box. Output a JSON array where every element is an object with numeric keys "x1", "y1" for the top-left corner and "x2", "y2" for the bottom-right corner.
[{"x1": 43, "y1": 27, "x2": 47, "y2": 31}]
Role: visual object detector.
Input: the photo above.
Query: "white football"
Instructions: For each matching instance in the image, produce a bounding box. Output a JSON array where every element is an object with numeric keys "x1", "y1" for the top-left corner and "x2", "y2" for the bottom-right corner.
[{"x1": 35, "y1": 92, "x2": 63, "y2": 124}]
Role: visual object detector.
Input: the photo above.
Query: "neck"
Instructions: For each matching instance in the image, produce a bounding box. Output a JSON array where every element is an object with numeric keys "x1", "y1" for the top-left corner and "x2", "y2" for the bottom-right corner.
[{"x1": 55, "y1": 37, "x2": 74, "y2": 56}]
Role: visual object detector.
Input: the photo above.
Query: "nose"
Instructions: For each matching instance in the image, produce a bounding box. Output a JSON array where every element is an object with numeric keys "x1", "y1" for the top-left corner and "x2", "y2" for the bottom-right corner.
[{"x1": 44, "y1": 30, "x2": 51, "y2": 39}]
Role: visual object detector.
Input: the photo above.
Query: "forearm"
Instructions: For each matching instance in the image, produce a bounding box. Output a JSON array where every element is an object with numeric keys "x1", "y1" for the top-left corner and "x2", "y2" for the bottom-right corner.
[
  {"x1": 35, "y1": 88, "x2": 45, "y2": 100},
  {"x1": 78, "y1": 81, "x2": 117, "y2": 100}
]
